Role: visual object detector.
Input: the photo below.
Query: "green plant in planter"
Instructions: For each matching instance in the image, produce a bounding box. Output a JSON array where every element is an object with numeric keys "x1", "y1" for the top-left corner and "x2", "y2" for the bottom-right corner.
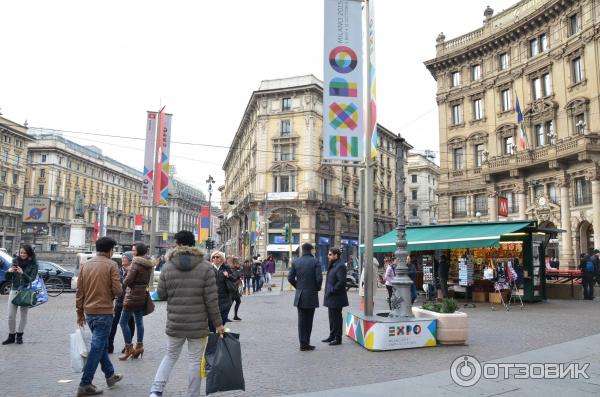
[{"x1": 421, "y1": 298, "x2": 458, "y2": 314}]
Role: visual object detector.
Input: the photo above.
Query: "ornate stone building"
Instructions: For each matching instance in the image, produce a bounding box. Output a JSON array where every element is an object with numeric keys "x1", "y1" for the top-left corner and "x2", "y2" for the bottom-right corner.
[
  {"x1": 425, "y1": 0, "x2": 600, "y2": 267},
  {"x1": 25, "y1": 131, "x2": 149, "y2": 251},
  {"x1": 407, "y1": 152, "x2": 440, "y2": 225},
  {"x1": 0, "y1": 116, "x2": 34, "y2": 253},
  {"x1": 220, "y1": 75, "x2": 411, "y2": 267}
]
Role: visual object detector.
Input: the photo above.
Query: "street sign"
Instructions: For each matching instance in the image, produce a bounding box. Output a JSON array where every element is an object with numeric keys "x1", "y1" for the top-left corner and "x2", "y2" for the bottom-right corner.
[{"x1": 22, "y1": 197, "x2": 51, "y2": 223}]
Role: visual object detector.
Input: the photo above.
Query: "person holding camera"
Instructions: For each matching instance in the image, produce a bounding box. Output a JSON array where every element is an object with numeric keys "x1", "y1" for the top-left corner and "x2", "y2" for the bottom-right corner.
[{"x1": 2, "y1": 245, "x2": 38, "y2": 345}]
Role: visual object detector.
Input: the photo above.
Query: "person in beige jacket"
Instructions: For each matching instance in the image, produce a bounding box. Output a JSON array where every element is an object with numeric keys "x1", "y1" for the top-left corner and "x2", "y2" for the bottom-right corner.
[{"x1": 75, "y1": 237, "x2": 124, "y2": 396}]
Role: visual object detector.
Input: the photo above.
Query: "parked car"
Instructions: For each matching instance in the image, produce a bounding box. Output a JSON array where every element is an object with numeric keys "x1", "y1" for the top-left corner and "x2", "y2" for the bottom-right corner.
[
  {"x1": 37, "y1": 260, "x2": 75, "y2": 291},
  {"x1": 0, "y1": 250, "x2": 13, "y2": 295}
]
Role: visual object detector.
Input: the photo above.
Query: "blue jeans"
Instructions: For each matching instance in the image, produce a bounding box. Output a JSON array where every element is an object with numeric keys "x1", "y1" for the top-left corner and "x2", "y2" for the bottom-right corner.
[
  {"x1": 81, "y1": 314, "x2": 114, "y2": 386},
  {"x1": 119, "y1": 309, "x2": 144, "y2": 344}
]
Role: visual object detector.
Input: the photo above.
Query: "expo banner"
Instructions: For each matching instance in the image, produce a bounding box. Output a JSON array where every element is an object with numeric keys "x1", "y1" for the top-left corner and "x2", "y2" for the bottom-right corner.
[
  {"x1": 345, "y1": 311, "x2": 437, "y2": 351},
  {"x1": 142, "y1": 112, "x2": 157, "y2": 206},
  {"x1": 156, "y1": 112, "x2": 172, "y2": 206},
  {"x1": 323, "y1": 0, "x2": 364, "y2": 161},
  {"x1": 367, "y1": 0, "x2": 378, "y2": 159}
]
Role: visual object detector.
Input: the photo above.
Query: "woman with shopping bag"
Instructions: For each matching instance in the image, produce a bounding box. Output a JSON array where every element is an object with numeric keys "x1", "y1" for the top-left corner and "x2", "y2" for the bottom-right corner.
[
  {"x1": 119, "y1": 243, "x2": 154, "y2": 360},
  {"x1": 2, "y1": 245, "x2": 39, "y2": 345}
]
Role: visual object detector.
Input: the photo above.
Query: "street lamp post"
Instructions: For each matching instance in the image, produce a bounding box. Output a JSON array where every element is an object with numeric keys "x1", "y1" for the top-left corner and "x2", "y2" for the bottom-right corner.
[
  {"x1": 389, "y1": 135, "x2": 414, "y2": 318},
  {"x1": 206, "y1": 175, "x2": 215, "y2": 253}
]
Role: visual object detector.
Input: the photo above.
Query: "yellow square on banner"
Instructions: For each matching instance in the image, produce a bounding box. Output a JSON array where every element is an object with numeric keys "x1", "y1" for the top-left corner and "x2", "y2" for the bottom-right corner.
[{"x1": 162, "y1": 232, "x2": 168, "y2": 241}]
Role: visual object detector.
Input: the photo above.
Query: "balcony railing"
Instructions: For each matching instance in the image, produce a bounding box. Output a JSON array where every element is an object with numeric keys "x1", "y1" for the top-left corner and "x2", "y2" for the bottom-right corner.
[
  {"x1": 483, "y1": 133, "x2": 600, "y2": 175},
  {"x1": 452, "y1": 211, "x2": 467, "y2": 218}
]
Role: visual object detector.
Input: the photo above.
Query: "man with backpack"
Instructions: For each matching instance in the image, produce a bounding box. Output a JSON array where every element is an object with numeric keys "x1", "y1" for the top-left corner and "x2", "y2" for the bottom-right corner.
[{"x1": 580, "y1": 250, "x2": 599, "y2": 300}]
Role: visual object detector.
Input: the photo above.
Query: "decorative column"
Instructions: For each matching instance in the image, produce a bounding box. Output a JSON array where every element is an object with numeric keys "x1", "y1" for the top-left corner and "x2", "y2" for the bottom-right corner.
[
  {"x1": 588, "y1": 170, "x2": 600, "y2": 251},
  {"x1": 558, "y1": 176, "x2": 574, "y2": 268},
  {"x1": 389, "y1": 136, "x2": 413, "y2": 318},
  {"x1": 487, "y1": 188, "x2": 498, "y2": 221},
  {"x1": 516, "y1": 183, "x2": 527, "y2": 220}
]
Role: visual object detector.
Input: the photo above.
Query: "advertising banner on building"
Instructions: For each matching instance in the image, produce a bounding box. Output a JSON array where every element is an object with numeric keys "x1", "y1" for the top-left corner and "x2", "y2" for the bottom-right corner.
[
  {"x1": 323, "y1": 0, "x2": 364, "y2": 161},
  {"x1": 22, "y1": 197, "x2": 51, "y2": 223},
  {"x1": 134, "y1": 214, "x2": 143, "y2": 242},
  {"x1": 198, "y1": 206, "x2": 210, "y2": 243},
  {"x1": 142, "y1": 112, "x2": 157, "y2": 206},
  {"x1": 155, "y1": 112, "x2": 172, "y2": 206},
  {"x1": 498, "y1": 196, "x2": 509, "y2": 217}
]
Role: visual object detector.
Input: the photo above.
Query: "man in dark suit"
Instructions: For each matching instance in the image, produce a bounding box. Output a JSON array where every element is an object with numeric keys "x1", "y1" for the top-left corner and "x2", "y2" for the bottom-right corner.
[
  {"x1": 288, "y1": 242, "x2": 323, "y2": 351},
  {"x1": 322, "y1": 248, "x2": 348, "y2": 346}
]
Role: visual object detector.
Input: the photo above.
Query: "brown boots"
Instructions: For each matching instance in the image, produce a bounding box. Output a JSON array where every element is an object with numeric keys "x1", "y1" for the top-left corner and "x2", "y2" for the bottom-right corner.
[
  {"x1": 118, "y1": 344, "x2": 134, "y2": 360},
  {"x1": 119, "y1": 343, "x2": 144, "y2": 360},
  {"x1": 132, "y1": 342, "x2": 144, "y2": 359}
]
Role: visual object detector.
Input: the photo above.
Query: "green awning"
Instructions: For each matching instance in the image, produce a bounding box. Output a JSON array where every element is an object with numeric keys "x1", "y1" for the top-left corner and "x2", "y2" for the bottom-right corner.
[{"x1": 365, "y1": 221, "x2": 533, "y2": 253}]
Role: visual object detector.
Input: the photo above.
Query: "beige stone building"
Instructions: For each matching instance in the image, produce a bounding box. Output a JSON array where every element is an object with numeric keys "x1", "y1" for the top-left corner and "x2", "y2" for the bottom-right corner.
[
  {"x1": 407, "y1": 152, "x2": 440, "y2": 226},
  {"x1": 425, "y1": 0, "x2": 600, "y2": 267},
  {"x1": 0, "y1": 116, "x2": 34, "y2": 253},
  {"x1": 25, "y1": 131, "x2": 149, "y2": 251},
  {"x1": 220, "y1": 75, "x2": 411, "y2": 267}
]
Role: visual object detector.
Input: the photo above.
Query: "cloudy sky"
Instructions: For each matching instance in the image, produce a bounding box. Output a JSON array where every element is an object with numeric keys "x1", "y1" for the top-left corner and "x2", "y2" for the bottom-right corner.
[{"x1": 1, "y1": 0, "x2": 515, "y2": 202}]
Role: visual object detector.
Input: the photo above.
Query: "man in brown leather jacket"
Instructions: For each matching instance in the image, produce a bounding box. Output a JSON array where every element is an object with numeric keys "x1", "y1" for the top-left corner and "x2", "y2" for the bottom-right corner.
[{"x1": 75, "y1": 237, "x2": 124, "y2": 396}]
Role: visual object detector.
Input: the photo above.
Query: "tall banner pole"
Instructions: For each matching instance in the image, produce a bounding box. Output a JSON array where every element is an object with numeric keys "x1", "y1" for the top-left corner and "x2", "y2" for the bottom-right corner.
[{"x1": 363, "y1": 0, "x2": 375, "y2": 317}]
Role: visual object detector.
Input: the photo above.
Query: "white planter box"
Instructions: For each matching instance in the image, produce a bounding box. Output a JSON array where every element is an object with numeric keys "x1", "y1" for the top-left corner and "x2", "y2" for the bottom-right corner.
[{"x1": 412, "y1": 307, "x2": 468, "y2": 345}]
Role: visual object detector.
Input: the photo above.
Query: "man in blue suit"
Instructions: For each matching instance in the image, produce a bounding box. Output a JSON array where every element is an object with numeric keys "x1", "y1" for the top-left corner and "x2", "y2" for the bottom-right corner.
[
  {"x1": 322, "y1": 247, "x2": 348, "y2": 346},
  {"x1": 288, "y1": 243, "x2": 323, "y2": 351}
]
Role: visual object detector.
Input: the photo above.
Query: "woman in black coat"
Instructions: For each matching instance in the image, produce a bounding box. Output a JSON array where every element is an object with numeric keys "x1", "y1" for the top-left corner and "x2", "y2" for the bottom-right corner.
[{"x1": 322, "y1": 248, "x2": 348, "y2": 346}]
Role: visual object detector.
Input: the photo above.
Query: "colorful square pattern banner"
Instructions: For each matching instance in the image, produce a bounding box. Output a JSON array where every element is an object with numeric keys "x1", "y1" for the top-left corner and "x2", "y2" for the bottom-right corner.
[
  {"x1": 198, "y1": 206, "x2": 210, "y2": 243},
  {"x1": 345, "y1": 311, "x2": 437, "y2": 351},
  {"x1": 323, "y1": 0, "x2": 364, "y2": 161},
  {"x1": 142, "y1": 112, "x2": 157, "y2": 206}
]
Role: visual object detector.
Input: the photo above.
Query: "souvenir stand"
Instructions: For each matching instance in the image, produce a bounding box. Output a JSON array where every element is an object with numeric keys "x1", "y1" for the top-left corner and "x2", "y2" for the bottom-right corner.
[{"x1": 369, "y1": 221, "x2": 550, "y2": 304}]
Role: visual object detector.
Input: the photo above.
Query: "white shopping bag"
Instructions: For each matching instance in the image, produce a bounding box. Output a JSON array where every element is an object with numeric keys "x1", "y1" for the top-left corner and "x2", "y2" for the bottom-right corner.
[
  {"x1": 75, "y1": 326, "x2": 92, "y2": 358},
  {"x1": 70, "y1": 333, "x2": 86, "y2": 373}
]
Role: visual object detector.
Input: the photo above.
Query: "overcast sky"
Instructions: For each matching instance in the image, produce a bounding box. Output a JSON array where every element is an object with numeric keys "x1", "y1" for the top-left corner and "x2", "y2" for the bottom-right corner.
[{"x1": 1, "y1": 0, "x2": 516, "y2": 202}]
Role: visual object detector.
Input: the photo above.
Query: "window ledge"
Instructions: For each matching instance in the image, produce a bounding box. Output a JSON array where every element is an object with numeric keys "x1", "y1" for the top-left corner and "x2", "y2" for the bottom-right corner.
[
  {"x1": 469, "y1": 117, "x2": 487, "y2": 126},
  {"x1": 449, "y1": 122, "x2": 465, "y2": 130},
  {"x1": 497, "y1": 109, "x2": 515, "y2": 117},
  {"x1": 568, "y1": 78, "x2": 587, "y2": 92}
]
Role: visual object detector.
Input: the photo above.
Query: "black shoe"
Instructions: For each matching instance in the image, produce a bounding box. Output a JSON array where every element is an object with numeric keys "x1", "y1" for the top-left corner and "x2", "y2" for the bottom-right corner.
[
  {"x1": 226, "y1": 318, "x2": 233, "y2": 322},
  {"x1": 329, "y1": 340, "x2": 342, "y2": 346},
  {"x1": 300, "y1": 345, "x2": 315, "y2": 351},
  {"x1": 15, "y1": 333, "x2": 23, "y2": 345},
  {"x1": 233, "y1": 316, "x2": 242, "y2": 321},
  {"x1": 2, "y1": 334, "x2": 15, "y2": 345},
  {"x1": 321, "y1": 337, "x2": 334, "y2": 343}
]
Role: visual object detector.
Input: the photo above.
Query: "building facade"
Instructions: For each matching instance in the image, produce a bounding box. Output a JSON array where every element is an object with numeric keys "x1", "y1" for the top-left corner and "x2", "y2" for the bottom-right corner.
[
  {"x1": 0, "y1": 116, "x2": 34, "y2": 253},
  {"x1": 407, "y1": 152, "x2": 440, "y2": 225},
  {"x1": 220, "y1": 75, "x2": 411, "y2": 267},
  {"x1": 425, "y1": 0, "x2": 600, "y2": 267},
  {"x1": 24, "y1": 131, "x2": 149, "y2": 251}
]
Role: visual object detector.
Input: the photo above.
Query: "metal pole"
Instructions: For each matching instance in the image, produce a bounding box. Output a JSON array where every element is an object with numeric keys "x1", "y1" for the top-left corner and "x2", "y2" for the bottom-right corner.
[
  {"x1": 359, "y1": 168, "x2": 365, "y2": 275},
  {"x1": 206, "y1": 175, "x2": 215, "y2": 255},
  {"x1": 363, "y1": 0, "x2": 375, "y2": 317},
  {"x1": 389, "y1": 135, "x2": 414, "y2": 318},
  {"x1": 149, "y1": 108, "x2": 163, "y2": 259}
]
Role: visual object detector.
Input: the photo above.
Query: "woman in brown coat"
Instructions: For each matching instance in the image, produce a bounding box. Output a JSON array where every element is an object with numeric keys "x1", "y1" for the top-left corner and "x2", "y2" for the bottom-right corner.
[{"x1": 119, "y1": 243, "x2": 154, "y2": 360}]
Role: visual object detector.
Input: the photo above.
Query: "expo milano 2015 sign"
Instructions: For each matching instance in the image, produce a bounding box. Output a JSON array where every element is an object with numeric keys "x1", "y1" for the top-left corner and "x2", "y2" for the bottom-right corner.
[{"x1": 345, "y1": 312, "x2": 437, "y2": 351}]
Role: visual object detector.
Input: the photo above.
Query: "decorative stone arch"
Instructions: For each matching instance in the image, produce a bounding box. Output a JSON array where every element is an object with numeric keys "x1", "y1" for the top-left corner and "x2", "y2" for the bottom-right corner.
[
  {"x1": 523, "y1": 99, "x2": 558, "y2": 125},
  {"x1": 565, "y1": 97, "x2": 590, "y2": 135},
  {"x1": 576, "y1": 219, "x2": 594, "y2": 257},
  {"x1": 269, "y1": 207, "x2": 300, "y2": 227}
]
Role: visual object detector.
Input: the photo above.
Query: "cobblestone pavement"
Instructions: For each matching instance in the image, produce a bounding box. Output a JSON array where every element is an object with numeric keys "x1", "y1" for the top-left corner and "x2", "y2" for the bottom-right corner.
[{"x1": 1, "y1": 285, "x2": 600, "y2": 397}]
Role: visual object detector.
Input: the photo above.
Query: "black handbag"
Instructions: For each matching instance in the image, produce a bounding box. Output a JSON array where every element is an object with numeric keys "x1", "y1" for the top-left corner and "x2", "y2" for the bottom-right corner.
[{"x1": 205, "y1": 333, "x2": 245, "y2": 395}]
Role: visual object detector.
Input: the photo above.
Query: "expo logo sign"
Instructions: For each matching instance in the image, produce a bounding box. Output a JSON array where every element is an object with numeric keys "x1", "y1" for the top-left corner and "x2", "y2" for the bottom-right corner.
[
  {"x1": 388, "y1": 324, "x2": 421, "y2": 337},
  {"x1": 450, "y1": 355, "x2": 590, "y2": 387}
]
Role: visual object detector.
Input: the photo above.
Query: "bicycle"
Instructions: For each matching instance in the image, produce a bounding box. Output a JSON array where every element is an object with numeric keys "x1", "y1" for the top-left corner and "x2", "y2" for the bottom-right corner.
[{"x1": 41, "y1": 270, "x2": 65, "y2": 297}]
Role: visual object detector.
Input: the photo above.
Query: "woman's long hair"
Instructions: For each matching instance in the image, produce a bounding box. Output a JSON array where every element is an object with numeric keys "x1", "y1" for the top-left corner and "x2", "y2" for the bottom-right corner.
[{"x1": 19, "y1": 244, "x2": 36, "y2": 261}]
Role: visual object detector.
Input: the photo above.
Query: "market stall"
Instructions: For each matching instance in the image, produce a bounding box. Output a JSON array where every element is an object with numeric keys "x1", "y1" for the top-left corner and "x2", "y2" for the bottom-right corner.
[{"x1": 368, "y1": 221, "x2": 552, "y2": 303}]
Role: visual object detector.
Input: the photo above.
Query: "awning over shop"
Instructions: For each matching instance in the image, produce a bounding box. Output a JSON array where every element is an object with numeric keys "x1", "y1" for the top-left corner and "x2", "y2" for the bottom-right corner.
[
  {"x1": 266, "y1": 244, "x2": 299, "y2": 252},
  {"x1": 366, "y1": 221, "x2": 533, "y2": 253}
]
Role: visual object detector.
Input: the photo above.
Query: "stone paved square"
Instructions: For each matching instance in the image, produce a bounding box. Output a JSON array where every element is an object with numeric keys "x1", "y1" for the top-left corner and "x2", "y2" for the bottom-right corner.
[{"x1": 1, "y1": 284, "x2": 600, "y2": 396}]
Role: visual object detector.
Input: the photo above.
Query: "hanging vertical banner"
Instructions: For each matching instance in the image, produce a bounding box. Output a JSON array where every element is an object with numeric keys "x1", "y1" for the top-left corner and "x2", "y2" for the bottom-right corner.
[
  {"x1": 142, "y1": 112, "x2": 157, "y2": 206},
  {"x1": 323, "y1": 0, "x2": 364, "y2": 161},
  {"x1": 134, "y1": 214, "x2": 143, "y2": 242},
  {"x1": 368, "y1": 0, "x2": 378, "y2": 159},
  {"x1": 250, "y1": 211, "x2": 259, "y2": 246},
  {"x1": 154, "y1": 111, "x2": 172, "y2": 206},
  {"x1": 101, "y1": 206, "x2": 108, "y2": 238},
  {"x1": 198, "y1": 206, "x2": 210, "y2": 243}
]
